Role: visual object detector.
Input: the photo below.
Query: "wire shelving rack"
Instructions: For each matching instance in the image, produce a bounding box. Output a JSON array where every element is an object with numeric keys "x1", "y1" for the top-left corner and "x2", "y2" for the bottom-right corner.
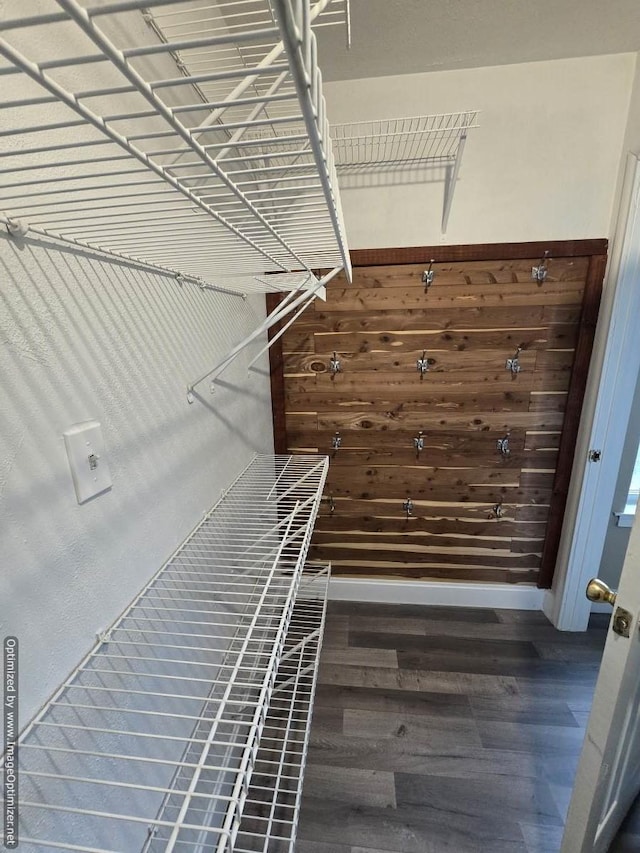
[
  {"x1": 17, "y1": 454, "x2": 329, "y2": 853},
  {"x1": 0, "y1": 0, "x2": 351, "y2": 287},
  {"x1": 331, "y1": 111, "x2": 479, "y2": 232}
]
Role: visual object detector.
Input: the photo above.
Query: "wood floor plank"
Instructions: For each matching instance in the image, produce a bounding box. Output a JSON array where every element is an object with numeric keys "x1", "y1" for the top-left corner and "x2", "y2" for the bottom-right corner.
[
  {"x1": 314, "y1": 684, "x2": 473, "y2": 719},
  {"x1": 298, "y1": 797, "x2": 529, "y2": 853},
  {"x1": 469, "y1": 695, "x2": 580, "y2": 728},
  {"x1": 349, "y1": 630, "x2": 542, "y2": 660},
  {"x1": 317, "y1": 662, "x2": 520, "y2": 697},
  {"x1": 347, "y1": 614, "x2": 606, "y2": 646},
  {"x1": 395, "y1": 650, "x2": 598, "y2": 680},
  {"x1": 302, "y1": 764, "x2": 397, "y2": 808},
  {"x1": 342, "y1": 707, "x2": 482, "y2": 748},
  {"x1": 321, "y1": 646, "x2": 399, "y2": 668},
  {"x1": 327, "y1": 601, "x2": 500, "y2": 622},
  {"x1": 477, "y1": 720, "x2": 588, "y2": 754},
  {"x1": 296, "y1": 841, "x2": 351, "y2": 853},
  {"x1": 395, "y1": 771, "x2": 563, "y2": 827}
]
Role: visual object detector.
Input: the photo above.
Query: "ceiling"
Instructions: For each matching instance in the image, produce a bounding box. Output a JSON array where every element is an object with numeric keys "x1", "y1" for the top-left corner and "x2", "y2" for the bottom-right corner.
[{"x1": 316, "y1": 0, "x2": 640, "y2": 81}]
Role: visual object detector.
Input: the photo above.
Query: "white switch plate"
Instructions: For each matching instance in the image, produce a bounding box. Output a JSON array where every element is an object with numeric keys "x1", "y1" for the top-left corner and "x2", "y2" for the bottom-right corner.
[{"x1": 63, "y1": 420, "x2": 112, "y2": 504}]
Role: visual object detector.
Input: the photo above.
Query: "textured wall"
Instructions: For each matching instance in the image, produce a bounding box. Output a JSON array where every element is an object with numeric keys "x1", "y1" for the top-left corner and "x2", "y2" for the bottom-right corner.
[
  {"x1": 0, "y1": 231, "x2": 274, "y2": 725},
  {"x1": 325, "y1": 53, "x2": 634, "y2": 248}
]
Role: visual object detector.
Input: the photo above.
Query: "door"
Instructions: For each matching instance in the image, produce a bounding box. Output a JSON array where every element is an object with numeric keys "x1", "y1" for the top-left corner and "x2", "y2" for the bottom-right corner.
[{"x1": 561, "y1": 511, "x2": 640, "y2": 852}]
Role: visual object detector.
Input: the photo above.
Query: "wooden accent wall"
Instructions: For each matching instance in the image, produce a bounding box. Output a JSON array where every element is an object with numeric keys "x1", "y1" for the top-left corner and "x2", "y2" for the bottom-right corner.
[{"x1": 273, "y1": 241, "x2": 605, "y2": 587}]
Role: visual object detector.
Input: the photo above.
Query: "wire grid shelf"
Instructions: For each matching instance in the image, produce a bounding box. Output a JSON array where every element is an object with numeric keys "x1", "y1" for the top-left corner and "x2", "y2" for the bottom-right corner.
[
  {"x1": 331, "y1": 111, "x2": 479, "y2": 170},
  {"x1": 154, "y1": 562, "x2": 331, "y2": 853},
  {"x1": 0, "y1": 0, "x2": 351, "y2": 286},
  {"x1": 17, "y1": 454, "x2": 329, "y2": 853}
]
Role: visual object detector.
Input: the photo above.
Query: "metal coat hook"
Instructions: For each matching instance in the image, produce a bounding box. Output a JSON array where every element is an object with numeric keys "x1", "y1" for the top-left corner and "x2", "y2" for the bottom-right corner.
[
  {"x1": 489, "y1": 500, "x2": 505, "y2": 519},
  {"x1": 329, "y1": 352, "x2": 341, "y2": 376},
  {"x1": 417, "y1": 350, "x2": 429, "y2": 379},
  {"x1": 505, "y1": 346, "x2": 522, "y2": 375},
  {"x1": 422, "y1": 259, "x2": 435, "y2": 291},
  {"x1": 332, "y1": 431, "x2": 342, "y2": 451},
  {"x1": 414, "y1": 431, "x2": 425, "y2": 457},
  {"x1": 403, "y1": 497, "x2": 414, "y2": 519},
  {"x1": 532, "y1": 250, "x2": 551, "y2": 283},
  {"x1": 496, "y1": 433, "x2": 510, "y2": 457}
]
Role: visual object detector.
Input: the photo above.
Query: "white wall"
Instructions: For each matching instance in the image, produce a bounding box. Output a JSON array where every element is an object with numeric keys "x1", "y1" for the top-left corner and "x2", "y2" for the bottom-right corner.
[
  {"x1": 0, "y1": 232, "x2": 274, "y2": 725},
  {"x1": 325, "y1": 54, "x2": 635, "y2": 248}
]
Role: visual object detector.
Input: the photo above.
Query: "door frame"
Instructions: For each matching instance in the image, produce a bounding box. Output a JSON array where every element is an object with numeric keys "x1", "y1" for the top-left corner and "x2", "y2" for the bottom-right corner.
[
  {"x1": 545, "y1": 153, "x2": 640, "y2": 631},
  {"x1": 268, "y1": 238, "x2": 607, "y2": 591}
]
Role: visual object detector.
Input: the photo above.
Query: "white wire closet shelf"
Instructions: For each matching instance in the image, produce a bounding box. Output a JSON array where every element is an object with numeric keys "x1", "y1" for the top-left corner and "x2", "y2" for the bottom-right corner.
[
  {"x1": 162, "y1": 563, "x2": 330, "y2": 853},
  {"x1": 331, "y1": 111, "x2": 479, "y2": 233},
  {"x1": 17, "y1": 454, "x2": 329, "y2": 853},
  {"x1": 0, "y1": 0, "x2": 351, "y2": 288},
  {"x1": 331, "y1": 111, "x2": 479, "y2": 169}
]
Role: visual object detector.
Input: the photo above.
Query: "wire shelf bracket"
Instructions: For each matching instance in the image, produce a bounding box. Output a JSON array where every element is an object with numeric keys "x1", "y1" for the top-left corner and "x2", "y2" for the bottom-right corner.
[
  {"x1": 15, "y1": 454, "x2": 329, "y2": 853},
  {"x1": 186, "y1": 265, "x2": 343, "y2": 402},
  {"x1": 331, "y1": 110, "x2": 480, "y2": 233}
]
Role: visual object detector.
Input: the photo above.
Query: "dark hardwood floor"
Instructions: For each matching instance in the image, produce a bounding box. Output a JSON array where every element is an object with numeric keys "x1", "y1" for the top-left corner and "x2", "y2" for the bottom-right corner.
[{"x1": 296, "y1": 602, "x2": 640, "y2": 853}]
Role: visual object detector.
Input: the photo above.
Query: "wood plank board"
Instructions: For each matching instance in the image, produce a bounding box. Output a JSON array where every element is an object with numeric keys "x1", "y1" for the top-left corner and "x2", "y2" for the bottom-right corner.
[
  {"x1": 290, "y1": 447, "x2": 558, "y2": 470},
  {"x1": 316, "y1": 411, "x2": 565, "y2": 431},
  {"x1": 312, "y1": 530, "x2": 544, "y2": 554},
  {"x1": 288, "y1": 304, "x2": 583, "y2": 334},
  {"x1": 285, "y1": 370, "x2": 572, "y2": 392},
  {"x1": 314, "y1": 515, "x2": 546, "y2": 537},
  {"x1": 286, "y1": 390, "x2": 566, "y2": 415},
  {"x1": 319, "y1": 284, "x2": 586, "y2": 312},
  {"x1": 307, "y1": 326, "x2": 578, "y2": 355}
]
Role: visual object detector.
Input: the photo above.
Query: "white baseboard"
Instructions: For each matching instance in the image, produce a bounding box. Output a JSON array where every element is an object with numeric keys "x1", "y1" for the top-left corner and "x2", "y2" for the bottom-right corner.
[{"x1": 328, "y1": 578, "x2": 545, "y2": 610}]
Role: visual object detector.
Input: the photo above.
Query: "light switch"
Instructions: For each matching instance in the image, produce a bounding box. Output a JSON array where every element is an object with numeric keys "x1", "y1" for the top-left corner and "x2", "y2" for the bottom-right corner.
[{"x1": 63, "y1": 420, "x2": 112, "y2": 504}]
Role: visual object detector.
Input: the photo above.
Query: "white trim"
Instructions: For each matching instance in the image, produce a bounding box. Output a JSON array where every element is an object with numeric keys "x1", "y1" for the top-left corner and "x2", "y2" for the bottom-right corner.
[
  {"x1": 328, "y1": 578, "x2": 545, "y2": 610},
  {"x1": 547, "y1": 153, "x2": 640, "y2": 631}
]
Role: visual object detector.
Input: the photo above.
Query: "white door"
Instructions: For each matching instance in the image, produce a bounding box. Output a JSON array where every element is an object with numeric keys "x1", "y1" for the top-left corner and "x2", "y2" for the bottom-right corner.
[{"x1": 561, "y1": 510, "x2": 640, "y2": 852}]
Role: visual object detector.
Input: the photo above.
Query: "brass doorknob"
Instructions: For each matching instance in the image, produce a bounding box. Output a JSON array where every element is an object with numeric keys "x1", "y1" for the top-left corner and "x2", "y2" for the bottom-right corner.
[{"x1": 586, "y1": 578, "x2": 617, "y2": 606}]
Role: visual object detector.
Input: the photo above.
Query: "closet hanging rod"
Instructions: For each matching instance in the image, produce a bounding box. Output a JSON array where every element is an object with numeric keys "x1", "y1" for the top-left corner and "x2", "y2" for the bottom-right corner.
[{"x1": 0, "y1": 214, "x2": 246, "y2": 298}]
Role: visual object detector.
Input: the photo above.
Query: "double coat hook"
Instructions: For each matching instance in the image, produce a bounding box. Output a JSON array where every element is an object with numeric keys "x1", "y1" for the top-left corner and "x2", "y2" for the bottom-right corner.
[
  {"x1": 416, "y1": 350, "x2": 429, "y2": 379},
  {"x1": 422, "y1": 259, "x2": 435, "y2": 291},
  {"x1": 403, "y1": 497, "x2": 414, "y2": 519},
  {"x1": 532, "y1": 251, "x2": 551, "y2": 283}
]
